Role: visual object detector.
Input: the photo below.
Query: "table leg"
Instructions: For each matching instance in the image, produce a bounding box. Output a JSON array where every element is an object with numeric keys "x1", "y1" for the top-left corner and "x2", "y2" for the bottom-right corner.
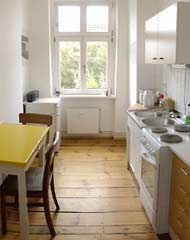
[
  {"x1": 38, "y1": 142, "x2": 45, "y2": 167},
  {"x1": 18, "y1": 172, "x2": 29, "y2": 240},
  {"x1": 0, "y1": 174, "x2": 7, "y2": 184}
]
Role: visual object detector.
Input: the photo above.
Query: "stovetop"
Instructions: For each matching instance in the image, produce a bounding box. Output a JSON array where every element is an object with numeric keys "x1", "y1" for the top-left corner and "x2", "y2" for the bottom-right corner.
[{"x1": 143, "y1": 125, "x2": 190, "y2": 147}]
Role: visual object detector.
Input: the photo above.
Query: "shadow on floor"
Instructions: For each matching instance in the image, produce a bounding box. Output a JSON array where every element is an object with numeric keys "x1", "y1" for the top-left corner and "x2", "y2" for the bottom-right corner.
[{"x1": 158, "y1": 234, "x2": 171, "y2": 240}]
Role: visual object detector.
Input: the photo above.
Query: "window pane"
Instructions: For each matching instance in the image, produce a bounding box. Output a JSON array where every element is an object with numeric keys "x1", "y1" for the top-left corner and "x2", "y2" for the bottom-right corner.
[
  {"x1": 58, "y1": 6, "x2": 80, "y2": 32},
  {"x1": 87, "y1": 6, "x2": 109, "y2": 32},
  {"x1": 59, "y1": 42, "x2": 81, "y2": 89},
  {"x1": 86, "y1": 42, "x2": 108, "y2": 89}
]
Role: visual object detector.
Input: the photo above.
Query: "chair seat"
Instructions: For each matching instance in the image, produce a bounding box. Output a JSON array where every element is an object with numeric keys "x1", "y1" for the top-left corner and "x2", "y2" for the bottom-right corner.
[{"x1": 0, "y1": 167, "x2": 44, "y2": 195}]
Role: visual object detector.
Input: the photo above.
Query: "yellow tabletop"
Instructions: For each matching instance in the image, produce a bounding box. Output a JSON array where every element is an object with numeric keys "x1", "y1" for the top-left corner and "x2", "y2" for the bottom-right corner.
[{"x1": 0, "y1": 123, "x2": 49, "y2": 167}]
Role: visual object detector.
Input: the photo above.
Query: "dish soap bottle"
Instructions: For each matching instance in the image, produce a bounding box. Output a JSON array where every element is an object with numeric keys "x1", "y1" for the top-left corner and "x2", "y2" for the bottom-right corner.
[{"x1": 185, "y1": 103, "x2": 190, "y2": 124}]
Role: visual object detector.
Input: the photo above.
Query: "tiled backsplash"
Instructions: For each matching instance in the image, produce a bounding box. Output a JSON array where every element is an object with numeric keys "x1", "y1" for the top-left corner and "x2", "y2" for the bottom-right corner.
[{"x1": 164, "y1": 65, "x2": 190, "y2": 114}]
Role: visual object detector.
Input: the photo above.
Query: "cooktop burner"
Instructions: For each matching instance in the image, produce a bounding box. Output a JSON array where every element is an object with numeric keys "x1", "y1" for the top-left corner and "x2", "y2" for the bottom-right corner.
[
  {"x1": 160, "y1": 134, "x2": 183, "y2": 143},
  {"x1": 151, "y1": 127, "x2": 168, "y2": 133},
  {"x1": 174, "y1": 124, "x2": 190, "y2": 132}
]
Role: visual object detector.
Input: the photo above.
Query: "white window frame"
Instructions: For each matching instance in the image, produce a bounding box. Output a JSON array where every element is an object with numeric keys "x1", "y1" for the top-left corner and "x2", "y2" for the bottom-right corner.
[{"x1": 52, "y1": 0, "x2": 116, "y2": 95}]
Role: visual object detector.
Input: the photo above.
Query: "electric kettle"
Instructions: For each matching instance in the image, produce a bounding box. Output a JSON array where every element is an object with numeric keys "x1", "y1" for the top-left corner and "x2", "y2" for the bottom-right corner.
[{"x1": 143, "y1": 90, "x2": 154, "y2": 107}]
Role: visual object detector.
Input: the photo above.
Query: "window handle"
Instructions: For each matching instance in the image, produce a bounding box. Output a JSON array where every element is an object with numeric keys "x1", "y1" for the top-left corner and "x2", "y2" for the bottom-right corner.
[{"x1": 83, "y1": 65, "x2": 86, "y2": 74}]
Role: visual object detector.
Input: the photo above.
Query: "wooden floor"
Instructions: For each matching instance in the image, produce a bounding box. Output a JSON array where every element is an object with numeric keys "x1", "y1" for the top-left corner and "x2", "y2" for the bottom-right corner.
[{"x1": 1, "y1": 138, "x2": 160, "y2": 239}]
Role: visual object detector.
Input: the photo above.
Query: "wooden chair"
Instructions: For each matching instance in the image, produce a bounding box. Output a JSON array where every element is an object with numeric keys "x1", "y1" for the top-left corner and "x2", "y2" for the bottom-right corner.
[
  {"x1": 0, "y1": 132, "x2": 60, "y2": 237},
  {"x1": 19, "y1": 113, "x2": 53, "y2": 153}
]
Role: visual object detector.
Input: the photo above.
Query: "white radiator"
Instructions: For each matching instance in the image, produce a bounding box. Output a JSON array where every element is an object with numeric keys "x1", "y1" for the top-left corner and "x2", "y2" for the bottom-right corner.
[{"x1": 67, "y1": 108, "x2": 100, "y2": 134}]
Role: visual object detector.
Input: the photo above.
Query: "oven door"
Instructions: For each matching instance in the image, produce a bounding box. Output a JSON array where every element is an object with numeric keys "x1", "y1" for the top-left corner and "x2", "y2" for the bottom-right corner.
[{"x1": 141, "y1": 146, "x2": 159, "y2": 207}]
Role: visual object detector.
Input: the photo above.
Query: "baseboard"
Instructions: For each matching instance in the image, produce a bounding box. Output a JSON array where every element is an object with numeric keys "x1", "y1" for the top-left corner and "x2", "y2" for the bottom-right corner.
[
  {"x1": 113, "y1": 132, "x2": 126, "y2": 140},
  {"x1": 61, "y1": 131, "x2": 113, "y2": 138},
  {"x1": 61, "y1": 131, "x2": 126, "y2": 140}
]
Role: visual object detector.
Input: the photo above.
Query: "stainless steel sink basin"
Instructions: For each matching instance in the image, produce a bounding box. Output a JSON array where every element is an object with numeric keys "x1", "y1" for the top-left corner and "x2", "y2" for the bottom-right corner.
[
  {"x1": 134, "y1": 110, "x2": 164, "y2": 118},
  {"x1": 134, "y1": 111, "x2": 156, "y2": 118},
  {"x1": 141, "y1": 118, "x2": 178, "y2": 127}
]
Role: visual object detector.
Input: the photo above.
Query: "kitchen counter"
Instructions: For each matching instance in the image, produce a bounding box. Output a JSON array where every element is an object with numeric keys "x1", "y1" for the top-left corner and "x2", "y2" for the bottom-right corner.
[
  {"x1": 128, "y1": 107, "x2": 190, "y2": 168},
  {"x1": 170, "y1": 143, "x2": 190, "y2": 167},
  {"x1": 128, "y1": 103, "x2": 161, "y2": 111}
]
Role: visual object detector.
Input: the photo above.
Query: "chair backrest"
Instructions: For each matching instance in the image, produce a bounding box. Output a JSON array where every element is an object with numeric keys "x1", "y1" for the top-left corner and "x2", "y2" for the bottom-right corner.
[
  {"x1": 43, "y1": 131, "x2": 60, "y2": 191},
  {"x1": 19, "y1": 113, "x2": 53, "y2": 146},
  {"x1": 19, "y1": 113, "x2": 53, "y2": 126}
]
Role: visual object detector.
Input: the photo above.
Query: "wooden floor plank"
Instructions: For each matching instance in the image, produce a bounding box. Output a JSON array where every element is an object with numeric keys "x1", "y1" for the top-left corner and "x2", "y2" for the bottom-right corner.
[
  {"x1": 48, "y1": 187, "x2": 139, "y2": 198},
  {"x1": 0, "y1": 138, "x2": 161, "y2": 240},
  {"x1": 0, "y1": 233, "x2": 159, "y2": 240}
]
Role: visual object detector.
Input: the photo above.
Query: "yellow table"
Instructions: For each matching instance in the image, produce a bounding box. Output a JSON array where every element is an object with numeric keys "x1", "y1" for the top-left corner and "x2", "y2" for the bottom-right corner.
[{"x1": 0, "y1": 123, "x2": 48, "y2": 240}]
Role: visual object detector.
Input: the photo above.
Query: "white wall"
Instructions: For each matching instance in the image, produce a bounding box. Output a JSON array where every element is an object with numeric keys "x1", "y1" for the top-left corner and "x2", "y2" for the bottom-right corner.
[
  {"x1": 114, "y1": 0, "x2": 129, "y2": 136},
  {"x1": 128, "y1": 0, "x2": 164, "y2": 107},
  {"x1": 137, "y1": 0, "x2": 162, "y2": 92},
  {"x1": 28, "y1": 0, "x2": 52, "y2": 98},
  {"x1": 26, "y1": 0, "x2": 129, "y2": 137},
  {"x1": 21, "y1": 0, "x2": 30, "y2": 96},
  {"x1": 0, "y1": 0, "x2": 23, "y2": 123}
]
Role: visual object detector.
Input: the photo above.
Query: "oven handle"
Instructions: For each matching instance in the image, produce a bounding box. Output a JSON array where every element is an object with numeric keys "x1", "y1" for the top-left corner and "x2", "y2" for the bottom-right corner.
[{"x1": 141, "y1": 152, "x2": 157, "y2": 167}]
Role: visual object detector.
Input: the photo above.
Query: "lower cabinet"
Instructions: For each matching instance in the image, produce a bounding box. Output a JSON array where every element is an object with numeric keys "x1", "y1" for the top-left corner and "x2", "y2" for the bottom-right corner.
[
  {"x1": 169, "y1": 154, "x2": 190, "y2": 240},
  {"x1": 127, "y1": 116, "x2": 141, "y2": 185}
]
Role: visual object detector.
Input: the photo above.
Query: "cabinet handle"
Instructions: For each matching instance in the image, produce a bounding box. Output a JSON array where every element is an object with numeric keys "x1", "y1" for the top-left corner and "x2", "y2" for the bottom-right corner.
[
  {"x1": 177, "y1": 219, "x2": 183, "y2": 229},
  {"x1": 181, "y1": 167, "x2": 189, "y2": 176},
  {"x1": 159, "y1": 57, "x2": 164, "y2": 60},
  {"x1": 152, "y1": 58, "x2": 157, "y2": 60},
  {"x1": 179, "y1": 186, "x2": 187, "y2": 195}
]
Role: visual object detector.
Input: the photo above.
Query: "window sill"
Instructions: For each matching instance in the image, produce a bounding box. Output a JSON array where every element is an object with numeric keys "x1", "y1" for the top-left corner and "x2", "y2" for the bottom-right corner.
[{"x1": 60, "y1": 95, "x2": 116, "y2": 100}]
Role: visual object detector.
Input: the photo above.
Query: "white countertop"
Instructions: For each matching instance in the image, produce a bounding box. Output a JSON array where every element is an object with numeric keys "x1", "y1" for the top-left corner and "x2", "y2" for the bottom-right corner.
[
  {"x1": 25, "y1": 97, "x2": 61, "y2": 104},
  {"x1": 170, "y1": 143, "x2": 190, "y2": 167}
]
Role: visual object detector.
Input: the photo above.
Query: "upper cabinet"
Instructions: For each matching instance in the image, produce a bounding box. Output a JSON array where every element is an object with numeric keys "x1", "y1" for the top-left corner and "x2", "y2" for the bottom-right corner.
[
  {"x1": 145, "y1": 2, "x2": 190, "y2": 64},
  {"x1": 145, "y1": 15, "x2": 158, "y2": 64}
]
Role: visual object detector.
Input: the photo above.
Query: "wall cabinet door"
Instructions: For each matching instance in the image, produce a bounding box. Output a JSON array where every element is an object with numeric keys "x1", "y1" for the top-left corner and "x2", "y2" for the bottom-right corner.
[
  {"x1": 145, "y1": 2, "x2": 190, "y2": 65},
  {"x1": 157, "y1": 4, "x2": 177, "y2": 64},
  {"x1": 145, "y1": 15, "x2": 158, "y2": 64}
]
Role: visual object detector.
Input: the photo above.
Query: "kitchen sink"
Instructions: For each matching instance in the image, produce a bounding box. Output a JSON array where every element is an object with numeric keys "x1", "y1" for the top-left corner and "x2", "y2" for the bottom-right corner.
[
  {"x1": 135, "y1": 111, "x2": 156, "y2": 118},
  {"x1": 134, "y1": 110, "x2": 164, "y2": 118},
  {"x1": 141, "y1": 117, "x2": 178, "y2": 127}
]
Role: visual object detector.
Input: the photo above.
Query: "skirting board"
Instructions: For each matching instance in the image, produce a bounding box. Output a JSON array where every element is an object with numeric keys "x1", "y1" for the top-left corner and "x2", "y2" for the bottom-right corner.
[
  {"x1": 169, "y1": 227, "x2": 177, "y2": 240},
  {"x1": 113, "y1": 133, "x2": 126, "y2": 140},
  {"x1": 62, "y1": 131, "x2": 113, "y2": 138},
  {"x1": 61, "y1": 131, "x2": 126, "y2": 139}
]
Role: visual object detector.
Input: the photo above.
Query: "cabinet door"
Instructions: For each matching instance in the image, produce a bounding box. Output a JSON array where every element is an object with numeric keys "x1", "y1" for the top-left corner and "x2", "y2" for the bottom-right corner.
[
  {"x1": 134, "y1": 127, "x2": 142, "y2": 184},
  {"x1": 129, "y1": 129, "x2": 135, "y2": 172},
  {"x1": 169, "y1": 155, "x2": 190, "y2": 240},
  {"x1": 145, "y1": 15, "x2": 158, "y2": 64},
  {"x1": 158, "y1": 4, "x2": 177, "y2": 64}
]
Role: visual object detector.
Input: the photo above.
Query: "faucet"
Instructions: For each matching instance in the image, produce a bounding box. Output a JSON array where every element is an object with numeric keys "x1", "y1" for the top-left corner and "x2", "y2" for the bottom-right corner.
[
  {"x1": 159, "y1": 99, "x2": 175, "y2": 119},
  {"x1": 168, "y1": 111, "x2": 175, "y2": 118},
  {"x1": 159, "y1": 99, "x2": 170, "y2": 114}
]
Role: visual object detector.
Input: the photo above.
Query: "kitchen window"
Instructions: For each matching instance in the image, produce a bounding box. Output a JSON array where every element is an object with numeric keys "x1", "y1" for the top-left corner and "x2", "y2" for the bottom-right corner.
[{"x1": 53, "y1": 0, "x2": 116, "y2": 95}]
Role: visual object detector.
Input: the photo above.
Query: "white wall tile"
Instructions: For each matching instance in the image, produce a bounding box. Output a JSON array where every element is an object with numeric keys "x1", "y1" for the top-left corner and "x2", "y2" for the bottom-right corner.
[{"x1": 165, "y1": 65, "x2": 190, "y2": 114}]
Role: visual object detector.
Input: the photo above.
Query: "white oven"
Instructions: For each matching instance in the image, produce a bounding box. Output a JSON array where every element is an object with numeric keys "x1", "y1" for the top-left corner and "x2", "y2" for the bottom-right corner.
[{"x1": 140, "y1": 130, "x2": 172, "y2": 234}]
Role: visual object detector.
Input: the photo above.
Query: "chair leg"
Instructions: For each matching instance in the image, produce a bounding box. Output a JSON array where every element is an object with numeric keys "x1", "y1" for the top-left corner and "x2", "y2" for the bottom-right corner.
[
  {"x1": 1, "y1": 192, "x2": 7, "y2": 235},
  {"x1": 15, "y1": 195, "x2": 18, "y2": 207},
  {"x1": 43, "y1": 191, "x2": 56, "y2": 237},
  {"x1": 50, "y1": 176, "x2": 60, "y2": 211}
]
